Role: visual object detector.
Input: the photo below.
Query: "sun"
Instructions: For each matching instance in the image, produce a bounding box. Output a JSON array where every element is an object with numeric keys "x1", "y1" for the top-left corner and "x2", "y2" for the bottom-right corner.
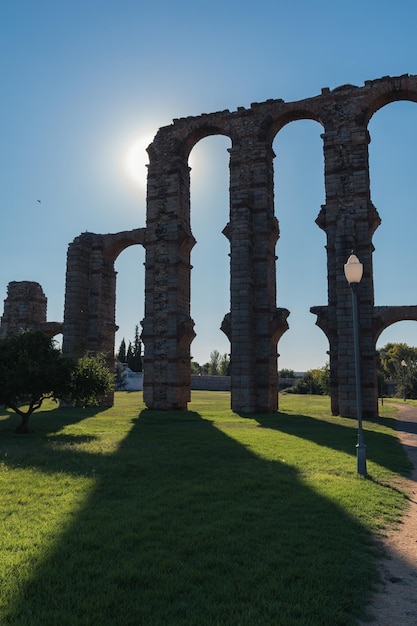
[{"x1": 124, "y1": 133, "x2": 155, "y2": 189}]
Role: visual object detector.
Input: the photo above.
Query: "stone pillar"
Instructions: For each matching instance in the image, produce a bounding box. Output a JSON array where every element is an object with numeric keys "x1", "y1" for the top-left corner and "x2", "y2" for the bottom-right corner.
[
  {"x1": 227, "y1": 145, "x2": 256, "y2": 413},
  {"x1": 227, "y1": 140, "x2": 288, "y2": 413},
  {"x1": 63, "y1": 233, "x2": 117, "y2": 405},
  {"x1": 0, "y1": 281, "x2": 47, "y2": 339},
  {"x1": 310, "y1": 305, "x2": 339, "y2": 415},
  {"x1": 320, "y1": 122, "x2": 380, "y2": 418},
  {"x1": 142, "y1": 135, "x2": 195, "y2": 410},
  {"x1": 251, "y1": 142, "x2": 289, "y2": 412},
  {"x1": 63, "y1": 233, "x2": 94, "y2": 358}
]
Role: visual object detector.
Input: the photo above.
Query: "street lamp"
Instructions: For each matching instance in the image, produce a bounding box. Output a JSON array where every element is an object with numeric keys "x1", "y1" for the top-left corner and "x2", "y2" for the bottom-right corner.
[
  {"x1": 344, "y1": 253, "x2": 367, "y2": 477},
  {"x1": 401, "y1": 359, "x2": 407, "y2": 401},
  {"x1": 379, "y1": 349, "x2": 386, "y2": 407}
]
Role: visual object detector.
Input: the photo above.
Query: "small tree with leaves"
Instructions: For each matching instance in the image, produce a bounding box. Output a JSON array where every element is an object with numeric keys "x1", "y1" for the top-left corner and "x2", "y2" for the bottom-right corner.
[
  {"x1": 68, "y1": 353, "x2": 114, "y2": 407},
  {"x1": 0, "y1": 331, "x2": 72, "y2": 433},
  {"x1": 379, "y1": 343, "x2": 417, "y2": 399},
  {"x1": 208, "y1": 350, "x2": 221, "y2": 375},
  {"x1": 287, "y1": 364, "x2": 329, "y2": 396},
  {"x1": 219, "y1": 353, "x2": 230, "y2": 375},
  {"x1": 0, "y1": 331, "x2": 114, "y2": 433}
]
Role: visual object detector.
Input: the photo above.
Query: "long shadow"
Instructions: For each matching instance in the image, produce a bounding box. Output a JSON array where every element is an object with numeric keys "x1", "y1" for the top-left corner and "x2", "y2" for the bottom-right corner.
[
  {"x1": 367, "y1": 403, "x2": 417, "y2": 435},
  {"x1": 0, "y1": 406, "x2": 412, "y2": 625},
  {"x1": 252, "y1": 411, "x2": 412, "y2": 477},
  {"x1": 0, "y1": 404, "x2": 108, "y2": 435}
]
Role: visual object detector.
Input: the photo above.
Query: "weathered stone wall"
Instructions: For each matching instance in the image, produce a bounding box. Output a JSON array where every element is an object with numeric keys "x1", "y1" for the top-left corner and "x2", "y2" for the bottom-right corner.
[
  {"x1": 191, "y1": 375, "x2": 231, "y2": 391},
  {"x1": 142, "y1": 73, "x2": 417, "y2": 417},
  {"x1": 18, "y1": 72, "x2": 410, "y2": 418},
  {"x1": 0, "y1": 281, "x2": 62, "y2": 339},
  {"x1": 62, "y1": 229, "x2": 146, "y2": 405}
]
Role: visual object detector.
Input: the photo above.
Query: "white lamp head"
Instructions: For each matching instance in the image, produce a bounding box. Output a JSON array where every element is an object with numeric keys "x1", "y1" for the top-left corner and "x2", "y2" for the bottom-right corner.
[{"x1": 344, "y1": 254, "x2": 363, "y2": 284}]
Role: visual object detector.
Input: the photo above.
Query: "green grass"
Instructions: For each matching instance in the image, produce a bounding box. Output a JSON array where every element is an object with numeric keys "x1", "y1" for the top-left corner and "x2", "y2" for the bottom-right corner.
[{"x1": 0, "y1": 392, "x2": 412, "y2": 625}]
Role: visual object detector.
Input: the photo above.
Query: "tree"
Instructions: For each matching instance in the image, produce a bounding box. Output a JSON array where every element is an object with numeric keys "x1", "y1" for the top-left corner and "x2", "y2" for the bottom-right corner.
[
  {"x1": 127, "y1": 325, "x2": 142, "y2": 372},
  {"x1": 287, "y1": 364, "x2": 329, "y2": 396},
  {"x1": 68, "y1": 353, "x2": 114, "y2": 407},
  {"x1": 198, "y1": 350, "x2": 230, "y2": 376},
  {"x1": 191, "y1": 361, "x2": 201, "y2": 375},
  {"x1": 279, "y1": 368, "x2": 295, "y2": 379},
  {"x1": 208, "y1": 349, "x2": 221, "y2": 375},
  {"x1": 379, "y1": 343, "x2": 417, "y2": 399},
  {"x1": 0, "y1": 331, "x2": 114, "y2": 433},
  {"x1": 117, "y1": 338, "x2": 127, "y2": 363},
  {"x1": 0, "y1": 331, "x2": 72, "y2": 432},
  {"x1": 219, "y1": 353, "x2": 230, "y2": 375}
]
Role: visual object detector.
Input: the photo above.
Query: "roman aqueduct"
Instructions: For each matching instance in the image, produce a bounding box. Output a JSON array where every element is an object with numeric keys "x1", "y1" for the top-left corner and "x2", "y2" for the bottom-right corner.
[{"x1": 2, "y1": 73, "x2": 417, "y2": 418}]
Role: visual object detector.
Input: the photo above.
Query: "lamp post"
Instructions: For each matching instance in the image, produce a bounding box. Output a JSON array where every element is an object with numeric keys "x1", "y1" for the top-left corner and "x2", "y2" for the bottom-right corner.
[
  {"x1": 401, "y1": 359, "x2": 407, "y2": 402},
  {"x1": 344, "y1": 253, "x2": 367, "y2": 477},
  {"x1": 379, "y1": 349, "x2": 385, "y2": 407}
]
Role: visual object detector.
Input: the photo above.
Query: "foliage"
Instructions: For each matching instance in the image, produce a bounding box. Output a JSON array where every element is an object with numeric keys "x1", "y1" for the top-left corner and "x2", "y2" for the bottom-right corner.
[
  {"x1": 191, "y1": 361, "x2": 201, "y2": 375},
  {"x1": 0, "y1": 331, "x2": 113, "y2": 433},
  {"x1": 191, "y1": 350, "x2": 230, "y2": 375},
  {"x1": 218, "y1": 352, "x2": 230, "y2": 375},
  {"x1": 286, "y1": 363, "x2": 330, "y2": 395},
  {"x1": 379, "y1": 343, "x2": 417, "y2": 399},
  {"x1": 126, "y1": 324, "x2": 142, "y2": 372},
  {"x1": 0, "y1": 331, "x2": 73, "y2": 432},
  {"x1": 207, "y1": 349, "x2": 230, "y2": 375},
  {"x1": 0, "y1": 392, "x2": 410, "y2": 624},
  {"x1": 208, "y1": 349, "x2": 221, "y2": 374},
  {"x1": 117, "y1": 337, "x2": 126, "y2": 363},
  {"x1": 278, "y1": 368, "x2": 296, "y2": 390},
  {"x1": 278, "y1": 368, "x2": 295, "y2": 379},
  {"x1": 68, "y1": 353, "x2": 114, "y2": 407}
]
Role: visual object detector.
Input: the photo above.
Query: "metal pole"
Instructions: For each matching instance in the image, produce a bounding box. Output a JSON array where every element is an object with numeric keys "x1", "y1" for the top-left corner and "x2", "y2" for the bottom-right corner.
[{"x1": 351, "y1": 283, "x2": 367, "y2": 477}]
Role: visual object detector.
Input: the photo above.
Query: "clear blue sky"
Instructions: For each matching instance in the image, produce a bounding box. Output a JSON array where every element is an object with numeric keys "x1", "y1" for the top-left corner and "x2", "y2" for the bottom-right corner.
[{"x1": 1, "y1": 0, "x2": 417, "y2": 371}]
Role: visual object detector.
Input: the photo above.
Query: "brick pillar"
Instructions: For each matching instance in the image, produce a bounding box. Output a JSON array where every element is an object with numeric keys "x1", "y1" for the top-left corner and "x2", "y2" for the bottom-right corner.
[
  {"x1": 321, "y1": 124, "x2": 380, "y2": 418},
  {"x1": 142, "y1": 138, "x2": 195, "y2": 410},
  {"x1": 0, "y1": 281, "x2": 47, "y2": 339},
  {"x1": 63, "y1": 232, "x2": 117, "y2": 405},
  {"x1": 228, "y1": 145, "x2": 256, "y2": 412},
  {"x1": 228, "y1": 141, "x2": 289, "y2": 413},
  {"x1": 251, "y1": 142, "x2": 289, "y2": 412},
  {"x1": 62, "y1": 234, "x2": 92, "y2": 358}
]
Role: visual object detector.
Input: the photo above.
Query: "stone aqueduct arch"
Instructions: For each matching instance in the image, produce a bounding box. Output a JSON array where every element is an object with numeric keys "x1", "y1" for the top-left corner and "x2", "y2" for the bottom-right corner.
[{"x1": 57, "y1": 73, "x2": 417, "y2": 418}]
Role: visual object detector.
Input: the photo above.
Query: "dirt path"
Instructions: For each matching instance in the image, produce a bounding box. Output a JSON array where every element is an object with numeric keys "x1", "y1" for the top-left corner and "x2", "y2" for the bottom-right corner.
[{"x1": 359, "y1": 404, "x2": 417, "y2": 625}]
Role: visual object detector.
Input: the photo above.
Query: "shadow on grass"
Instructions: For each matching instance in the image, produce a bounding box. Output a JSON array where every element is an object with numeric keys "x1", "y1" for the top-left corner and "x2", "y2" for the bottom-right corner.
[
  {"x1": 0, "y1": 407, "x2": 410, "y2": 625},
  {"x1": 250, "y1": 411, "x2": 412, "y2": 477},
  {"x1": 0, "y1": 404, "x2": 108, "y2": 435}
]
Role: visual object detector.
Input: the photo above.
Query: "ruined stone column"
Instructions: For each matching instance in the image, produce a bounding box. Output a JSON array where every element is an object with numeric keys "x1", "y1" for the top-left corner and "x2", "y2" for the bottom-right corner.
[
  {"x1": 227, "y1": 139, "x2": 288, "y2": 413},
  {"x1": 63, "y1": 233, "x2": 117, "y2": 386},
  {"x1": 62, "y1": 234, "x2": 93, "y2": 358},
  {"x1": 227, "y1": 145, "x2": 256, "y2": 412},
  {"x1": 250, "y1": 141, "x2": 289, "y2": 412},
  {"x1": 0, "y1": 281, "x2": 47, "y2": 338},
  {"x1": 142, "y1": 133, "x2": 195, "y2": 409},
  {"x1": 320, "y1": 117, "x2": 380, "y2": 417}
]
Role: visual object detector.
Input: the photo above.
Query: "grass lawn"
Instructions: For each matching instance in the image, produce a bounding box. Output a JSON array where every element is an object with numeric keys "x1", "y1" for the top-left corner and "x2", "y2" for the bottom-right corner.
[{"x1": 0, "y1": 392, "x2": 412, "y2": 625}]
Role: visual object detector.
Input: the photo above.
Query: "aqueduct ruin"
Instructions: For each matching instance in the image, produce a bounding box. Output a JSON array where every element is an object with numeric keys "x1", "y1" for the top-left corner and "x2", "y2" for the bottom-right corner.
[{"x1": 3, "y1": 74, "x2": 417, "y2": 417}]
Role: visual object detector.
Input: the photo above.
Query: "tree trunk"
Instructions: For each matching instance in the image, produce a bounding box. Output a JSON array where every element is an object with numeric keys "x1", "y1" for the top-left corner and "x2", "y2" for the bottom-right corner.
[{"x1": 15, "y1": 412, "x2": 32, "y2": 434}]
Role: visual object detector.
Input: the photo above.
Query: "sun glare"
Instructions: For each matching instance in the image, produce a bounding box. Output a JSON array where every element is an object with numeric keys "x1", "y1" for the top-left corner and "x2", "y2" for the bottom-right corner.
[
  {"x1": 124, "y1": 131, "x2": 201, "y2": 191},
  {"x1": 124, "y1": 133, "x2": 155, "y2": 189}
]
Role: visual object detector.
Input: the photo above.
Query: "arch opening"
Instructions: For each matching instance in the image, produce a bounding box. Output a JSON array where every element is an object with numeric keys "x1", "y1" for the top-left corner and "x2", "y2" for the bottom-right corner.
[
  {"x1": 370, "y1": 100, "x2": 417, "y2": 349},
  {"x1": 272, "y1": 119, "x2": 328, "y2": 373},
  {"x1": 188, "y1": 134, "x2": 232, "y2": 375},
  {"x1": 114, "y1": 244, "x2": 145, "y2": 366}
]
